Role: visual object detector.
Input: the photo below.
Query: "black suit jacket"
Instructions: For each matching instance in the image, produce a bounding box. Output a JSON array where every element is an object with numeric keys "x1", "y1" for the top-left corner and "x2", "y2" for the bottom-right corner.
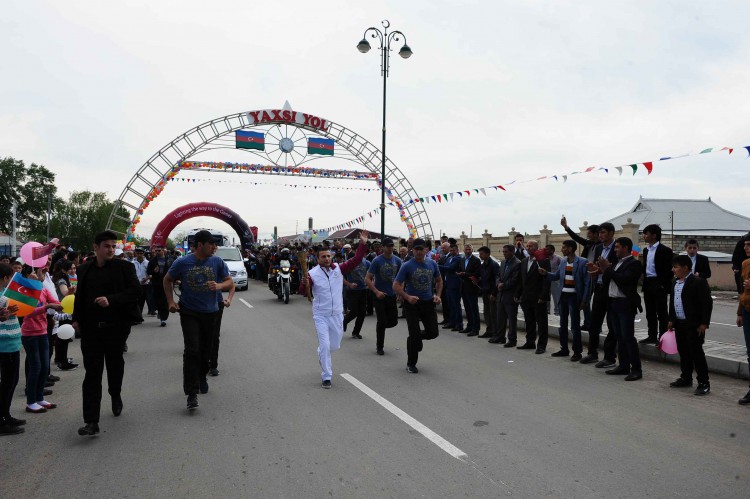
[
  {"x1": 73, "y1": 258, "x2": 143, "y2": 325},
  {"x1": 479, "y1": 258, "x2": 500, "y2": 295},
  {"x1": 669, "y1": 274, "x2": 713, "y2": 327},
  {"x1": 602, "y1": 256, "x2": 643, "y2": 314},
  {"x1": 460, "y1": 254, "x2": 482, "y2": 294},
  {"x1": 497, "y1": 257, "x2": 521, "y2": 296},
  {"x1": 642, "y1": 243, "x2": 674, "y2": 291},
  {"x1": 693, "y1": 253, "x2": 711, "y2": 280},
  {"x1": 516, "y1": 257, "x2": 551, "y2": 303}
]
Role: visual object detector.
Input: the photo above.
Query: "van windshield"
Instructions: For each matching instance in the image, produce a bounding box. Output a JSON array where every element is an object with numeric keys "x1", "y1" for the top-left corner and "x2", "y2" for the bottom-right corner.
[{"x1": 215, "y1": 247, "x2": 242, "y2": 262}]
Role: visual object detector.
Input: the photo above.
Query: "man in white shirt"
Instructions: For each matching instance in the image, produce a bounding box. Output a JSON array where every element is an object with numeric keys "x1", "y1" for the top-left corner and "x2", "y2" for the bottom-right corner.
[{"x1": 132, "y1": 249, "x2": 152, "y2": 317}]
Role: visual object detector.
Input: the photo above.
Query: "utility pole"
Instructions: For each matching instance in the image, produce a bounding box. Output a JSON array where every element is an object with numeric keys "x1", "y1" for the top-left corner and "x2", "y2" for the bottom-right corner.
[
  {"x1": 47, "y1": 193, "x2": 51, "y2": 242},
  {"x1": 11, "y1": 200, "x2": 17, "y2": 257}
]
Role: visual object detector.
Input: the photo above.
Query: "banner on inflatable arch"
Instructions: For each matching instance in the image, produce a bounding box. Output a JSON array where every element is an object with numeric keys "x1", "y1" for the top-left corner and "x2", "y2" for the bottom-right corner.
[{"x1": 149, "y1": 202, "x2": 257, "y2": 251}]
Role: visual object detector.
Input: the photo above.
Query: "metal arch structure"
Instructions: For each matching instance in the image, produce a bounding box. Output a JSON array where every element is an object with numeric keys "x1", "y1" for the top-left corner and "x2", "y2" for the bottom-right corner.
[{"x1": 106, "y1": 107, "x2": 433, "y2": 240}]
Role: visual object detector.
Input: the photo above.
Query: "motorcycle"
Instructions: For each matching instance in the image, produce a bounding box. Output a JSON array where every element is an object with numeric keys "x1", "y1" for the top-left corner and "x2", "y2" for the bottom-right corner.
[{"x1": 271, "y1": 259, "x2": 292, "y2": 304}]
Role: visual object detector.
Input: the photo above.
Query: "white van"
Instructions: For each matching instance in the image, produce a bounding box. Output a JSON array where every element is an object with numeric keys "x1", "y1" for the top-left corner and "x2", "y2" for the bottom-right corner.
[{"x1": 215, "y1": 246, "x2": 248, "y2": 291}]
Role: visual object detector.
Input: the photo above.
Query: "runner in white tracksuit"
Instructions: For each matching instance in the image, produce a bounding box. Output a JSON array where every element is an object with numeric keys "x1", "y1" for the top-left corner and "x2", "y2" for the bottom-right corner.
[{"x1": 300, "y1": 230, "x2": 369, "y2": 388}]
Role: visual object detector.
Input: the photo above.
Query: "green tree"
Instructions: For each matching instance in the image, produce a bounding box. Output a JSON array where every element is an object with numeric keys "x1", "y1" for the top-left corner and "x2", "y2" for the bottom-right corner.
[
  {"x1": 49, "y1": 190, "x2": 130, "y2": 250},
  {"x1": 0, "y1": 157, "x2": 59, "y2": 240}
]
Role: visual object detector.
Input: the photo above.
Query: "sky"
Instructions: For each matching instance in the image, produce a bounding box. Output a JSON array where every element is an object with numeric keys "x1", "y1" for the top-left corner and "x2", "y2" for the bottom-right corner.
[{"x1": 2, "y1": 0, "x2": 750, "y2": 244}]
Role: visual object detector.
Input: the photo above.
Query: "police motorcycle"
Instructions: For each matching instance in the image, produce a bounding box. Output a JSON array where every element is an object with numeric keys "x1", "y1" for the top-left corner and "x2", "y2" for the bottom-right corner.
[{"x1": 269, "y1": 248, "x2": 294, "y2": 304}]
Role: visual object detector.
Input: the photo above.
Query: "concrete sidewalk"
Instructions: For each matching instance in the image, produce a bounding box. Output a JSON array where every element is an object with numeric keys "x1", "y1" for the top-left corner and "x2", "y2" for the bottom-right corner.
[{"x1": 438, "y1": 306, "x2": 750, "y2": 380}]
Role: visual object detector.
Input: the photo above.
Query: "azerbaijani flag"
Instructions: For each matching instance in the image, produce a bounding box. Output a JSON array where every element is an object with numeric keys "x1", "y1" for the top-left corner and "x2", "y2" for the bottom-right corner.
[
  {"x1": 236, "y1": 130, "x2": 265, "y2": 151},
  {"x1": 307, "y1": 137, "x2": 334, "y2": 156},
  {"x1": 3, "y1": 273, "x2": 43, "y2": 317},
  {"x1": 632, "y1": 245, "x2": 641, "y2": 257}
]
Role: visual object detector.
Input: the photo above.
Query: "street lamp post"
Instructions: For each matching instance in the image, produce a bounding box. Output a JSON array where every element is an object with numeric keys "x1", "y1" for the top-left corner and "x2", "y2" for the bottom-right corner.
[{"x1": 357, "y1": 20, "x2": 412, "y2": 240}]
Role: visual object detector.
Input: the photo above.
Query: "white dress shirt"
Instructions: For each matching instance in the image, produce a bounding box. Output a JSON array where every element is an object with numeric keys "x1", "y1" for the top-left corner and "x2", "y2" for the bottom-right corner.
[{"x1": 645, "y1": 241, "x2": 660, "y2": 277}]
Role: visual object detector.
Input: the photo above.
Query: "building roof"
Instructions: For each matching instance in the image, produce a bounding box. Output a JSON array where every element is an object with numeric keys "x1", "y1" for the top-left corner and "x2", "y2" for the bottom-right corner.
[{"x1": 606, "y1": 197, "x2": 750, "y2": 235}]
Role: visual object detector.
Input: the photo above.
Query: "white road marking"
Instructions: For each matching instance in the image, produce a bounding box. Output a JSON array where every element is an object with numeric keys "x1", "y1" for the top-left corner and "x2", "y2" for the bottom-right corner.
[
  {"x1": 711, "y1": 321, "x2": 737, "y2": 327},
  {"x1": 340, "y1": 373, "x2": 468, "y2": 462},
  {"x1": 239, "y1": 298, "x2": 253, "y2": 309}
]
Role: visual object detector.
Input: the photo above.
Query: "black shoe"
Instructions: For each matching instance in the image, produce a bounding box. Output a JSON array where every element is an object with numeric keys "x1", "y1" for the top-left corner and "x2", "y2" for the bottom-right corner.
[
  {"x1": 187, "y1": 394, "x2": 199, "y2": 409},
  {"x1": 535, "y1": 348, "x2": 546, "y2": 354},
  {"x1": 57, "y1": 362, "x2": 78, "y2": 371},
  {"x1": 122, "y1": 342, "x2": 128, "y2": 353},
  {"x1": 638, "y1": 337, "x2": 657, "y2": 344},
  {"x1": 0, "y1": 423, "x2": 24, "y2": 435},
  {"x1": 488, "y1": 336, "x2": 506, "y2": 344},
  {"x1": 78, "y1": 422, "x2": 100, "y2": 436},
  {"x1": 322, "y1": 380, "x2": 332, "y2": 389},
  {"x1": 580, "y1": 324, "x2": 589, "y2": 331},
  {"x1": 45, "y1": 380, "x2": 55, "y2": 387},
  {"x1": 459, "y1": 328, "x2": 471, "y2": 334},
  {"x1": 376, "y1": 349, "x2": 384, "y2": 356},
  {"x1": 595, "y1": 359, "x2": 617, "y2": 369},
  {"x1": 43, "y1": 388, "x2": 53, "y2": 396},
  {"x1": 199, "y1": 379, "x2": 209, "y2": 394},
  {"x1": 694, "y1": 383, "x2": 710, "y2": 395},
  {"x1": 579, "y1": 354, "x2": 599, "y2": 364},
  {"x1": 570, "y1": 354, "x2": 582, "y2": 362},
  {"x1": 478, "y1": 333, "x2": 491, "y2": 338},
  {"x1": 517, "y1": 343, "x2": 535, "y2": 350},
  {"x1": 442, "y1": 324, "x2": 454, "y2": 329},
  {"x1": 354, "y1": 334, "x2": 362, "y2": 339},
  {"x1": 606, "y1": 367, "x2": 630, "y2": 375},
  {"x1": 451, "y1": 327, "x2": 462, "y2": 332},
  {"x1": 160, "y1": 321, "x2": 167, "y2": 327},
  {"x1": 48, "y1": 374, "x2": 61, "y2": 382},
  {"x1": 738, "y1": 389, "x2": 750, "y2": 405},
  {"x1": 467, "y1": 331, "x2": 478, "y2": 337},
  {"x1": 551, "y1": 350, "x2": 570, "y2": 357},
  {"x1": 503, "y1": 341, "x2": 517, "y2": 348},
  {"x1": 625, "y1": 371, "x2": 643, "y2": 381},
  {"x1": 112, "y1": 396, "x2": 123, "y2": 417},
  {"x1": 5, "y1": 416, "x2": 26, "y2": 427},
  {"x1": 148, "y1": 312, "x2": 157, "y2": 316},
  {"x1": 438, "y1": 320, "x2": 448, "y2": 325},
  {"x1": 209, "y1": 368, "x2": 220, "y2": 377},
  {"x1": 670, "y1": 377, "x2": 693, "y2": 388},
  {"x1": 406, "y1": 365, "x2": 419, "y2": 374}
]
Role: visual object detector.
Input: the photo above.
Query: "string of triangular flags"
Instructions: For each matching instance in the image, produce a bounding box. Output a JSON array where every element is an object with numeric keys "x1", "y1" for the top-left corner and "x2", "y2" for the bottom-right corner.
[
  {"x1": 310, "y1": 144, "x2": 750, "y2": 238},
  {"x1": 169, "y1": 176, "x2": 378, "y2": 192},
  {"x1": 180, "y1": 161, "x2": 378, "y2": 180}
]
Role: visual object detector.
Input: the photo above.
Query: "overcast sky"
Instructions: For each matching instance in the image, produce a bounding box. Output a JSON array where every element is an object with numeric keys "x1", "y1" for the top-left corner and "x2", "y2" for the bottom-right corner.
[{"x1": 2, "y1": 0, "x2": 749, "y2": 243}]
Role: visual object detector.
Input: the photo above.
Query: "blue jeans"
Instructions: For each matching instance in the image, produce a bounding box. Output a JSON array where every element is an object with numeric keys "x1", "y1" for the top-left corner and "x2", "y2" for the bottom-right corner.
[
  {"x1": 559, "y1": 292, "x2": 582, "y2": 354},
  {"x1": 608, "y1": 298, "x2": 641, "y2": 372},
  {"x1": 22, "y1": 335, "x2": 49, "y2": 405}
]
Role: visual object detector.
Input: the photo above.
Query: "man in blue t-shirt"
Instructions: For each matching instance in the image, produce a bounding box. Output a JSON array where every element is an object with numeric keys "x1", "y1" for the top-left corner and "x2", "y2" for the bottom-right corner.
[
  {"x1": 393, "y1": 238, "x2": 443, "y2": 374},
  {"x1": 343, "y1": 248, "x2": 370, "y2": 339},
  {"x1": 164, "y1": 230, "x2": 232, "y2": 410},
  {"x1": 365, "y1": 238, "x2": 402, "y2": 355}
]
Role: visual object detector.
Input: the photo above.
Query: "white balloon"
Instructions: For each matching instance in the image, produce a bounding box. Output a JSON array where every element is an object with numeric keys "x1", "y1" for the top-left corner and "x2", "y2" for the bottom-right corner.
[{"x1": 56, "y1": 324, "x2": 75, "y2": 340}]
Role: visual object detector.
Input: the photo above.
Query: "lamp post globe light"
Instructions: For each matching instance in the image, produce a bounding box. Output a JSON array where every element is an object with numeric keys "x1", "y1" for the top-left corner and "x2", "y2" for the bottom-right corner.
[{"x1": 357, "y1": 20, "x2": 411, "y2": 240}]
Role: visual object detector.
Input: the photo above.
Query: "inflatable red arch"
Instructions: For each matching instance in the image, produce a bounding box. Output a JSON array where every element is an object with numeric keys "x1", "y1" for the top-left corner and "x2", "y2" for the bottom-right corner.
[{"x1": 150, "y1": 202, "x2": 257, "y2": 251}]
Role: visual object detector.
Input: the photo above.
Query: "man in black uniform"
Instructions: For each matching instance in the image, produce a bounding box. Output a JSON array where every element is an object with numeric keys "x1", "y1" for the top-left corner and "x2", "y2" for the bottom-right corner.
[{"x1": 73, "y1": 231, "x2": 142, "y2": 436}]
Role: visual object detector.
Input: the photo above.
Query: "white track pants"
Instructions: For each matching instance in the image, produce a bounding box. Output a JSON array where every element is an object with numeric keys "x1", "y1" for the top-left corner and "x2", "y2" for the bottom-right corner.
[{"x1": 314, "y1": 314, "x2": 344, "y2": 381}]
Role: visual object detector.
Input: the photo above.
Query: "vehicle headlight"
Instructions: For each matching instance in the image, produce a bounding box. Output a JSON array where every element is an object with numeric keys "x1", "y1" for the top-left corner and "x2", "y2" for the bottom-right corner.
[{"x1": 237, "y1": 270, "x2": 247, "y2": 276}]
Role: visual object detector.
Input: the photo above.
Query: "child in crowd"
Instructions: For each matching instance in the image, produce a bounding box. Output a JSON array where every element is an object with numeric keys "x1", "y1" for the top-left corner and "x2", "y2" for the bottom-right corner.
[{"x1": 0, "y1": 264, "x2": 25, "y2": 434}]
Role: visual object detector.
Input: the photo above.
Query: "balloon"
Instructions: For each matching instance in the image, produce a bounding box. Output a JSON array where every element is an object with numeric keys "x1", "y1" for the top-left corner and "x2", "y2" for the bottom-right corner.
[
  {"x1": 60, "y1": 295, "x2": 75, "y2": 314},
  {"x1": 56, "y1": 324, "x2": 75, "y2": 341},
  {"x1": 20, "y1": 242, "x2": 48, "y2": 267},
  {"x1": 659, "y1": 329, "x2": 678, "y2": 355}
]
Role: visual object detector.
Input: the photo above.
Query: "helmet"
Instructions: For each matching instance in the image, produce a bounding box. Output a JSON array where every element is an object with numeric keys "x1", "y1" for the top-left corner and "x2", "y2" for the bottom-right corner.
[{"x1": 280, "y1": 247, "x2": 291, "y2": 256}]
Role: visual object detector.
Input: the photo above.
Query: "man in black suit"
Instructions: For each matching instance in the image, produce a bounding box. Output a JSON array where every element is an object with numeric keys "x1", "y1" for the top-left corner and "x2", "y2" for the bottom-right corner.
[
  {"x1": 597, "y1": 237, "x2": 643, "y2": 381},
  {"x1": 439, "y1": 244, "x2": 463, "y2": 331},
  {"x1": 73, "y1": 230, "x2": 142, "y2": 436},
  {"x1": 437, "y1": 242, "x2": 452, "y2": 325},
  {"x1": 477, "y1": 246, "x2": 500, "y2": 338},
  {"x1": 513, "y1": 233, "x2": 529, "y2": 261},
  {"x1": 490, "y1": 245, "x2": 521, "y2": 346},
  {"x1": 515, "y1": 240, "x2": 551, "y2": 353},
  {"x1": 684, "y1": 239, "x2": 711, "y2": 281},
  {"x1": 668, "y1": 255, "x2": 713, "y2": 395},
  {"x1": 640, "y1": 224, "x2": 674, "y2": 344},
  {"x1": 458, "y1": 244, "x2": 482, "y2": 336},
  {"x1": 581, "y1": 223, "x2": 618, "y2": 367}
]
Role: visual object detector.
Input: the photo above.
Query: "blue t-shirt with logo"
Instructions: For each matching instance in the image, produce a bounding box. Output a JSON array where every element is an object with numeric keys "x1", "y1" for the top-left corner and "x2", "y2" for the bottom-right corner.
[
  {"x1": 394, "y1": 258, "x2": 440, "y2": 301},
  {"x1": 368, "y1": 254, "x2": 403, "y2": 296},
  {"x1": 168, "y1": 254, "x2": 229, "y2": 313},
  {"x1": 344, "y1": 259, "x2": 370, "y2": 291}
]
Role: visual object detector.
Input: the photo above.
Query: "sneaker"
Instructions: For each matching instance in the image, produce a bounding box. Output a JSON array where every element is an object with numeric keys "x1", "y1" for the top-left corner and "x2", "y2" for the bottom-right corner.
[
  {"x1": 570, "y1": 354, "x2": 582, "y2": 362},
  {"x1": 187, "y1": 394, "x2": 199, "y2": 409},
  {"x1": 209, "y1": 368, "x2": 220, "y2": 377},
  {"x1": 199, "y1": 379, "x2": 209, "y2": 394},
  {"x1": 579, "y1": 354, "x2": 598, "y2": 364},
  {"x1": 595, "y1": 359, "x2": 617, "y2": 369},
  {"x1": 48, "y1": 374, "x2": 61, "y2": 382},
  {"x1": 160, "y1": 320, "x2": 167, "y2": 327},
  {"x1": 78, "y1": 422, "x2": 100, "y2": 436},
  {"x1": 694, "y1": 383, "x2": 710, "y2": 396},
  {"x1": 322, "y1": 380, "x2": 332, "y2": 389},
  {"x1": 406, "y1": 365, "x2": 419, "y2": 374}
]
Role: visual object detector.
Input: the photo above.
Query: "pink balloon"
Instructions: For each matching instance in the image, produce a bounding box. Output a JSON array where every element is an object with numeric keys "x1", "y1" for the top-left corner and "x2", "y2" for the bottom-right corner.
[
  {"x1": 20, "y1": 241, "x2": 48, "y2": 268},
  {"x1": 659, "y1": 329, "x2": 679, "y2": 355}
]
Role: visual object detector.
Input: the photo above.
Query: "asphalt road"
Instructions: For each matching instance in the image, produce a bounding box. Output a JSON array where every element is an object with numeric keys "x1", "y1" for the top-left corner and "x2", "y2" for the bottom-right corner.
[{"x1": 2, "y1": 280, "x2": 749, "y2": 498}]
